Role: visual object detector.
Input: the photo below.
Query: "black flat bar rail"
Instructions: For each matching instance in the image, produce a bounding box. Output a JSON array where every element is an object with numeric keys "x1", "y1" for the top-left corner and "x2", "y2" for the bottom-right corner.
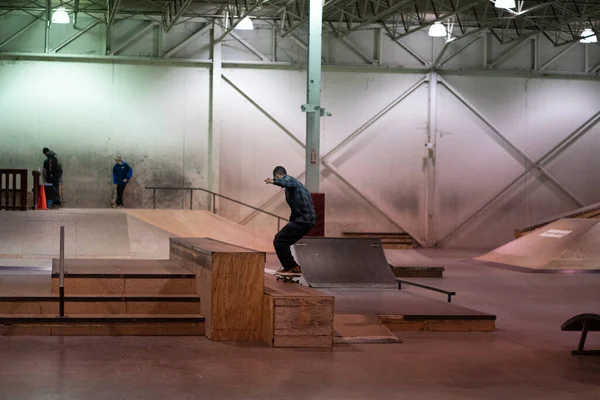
[
  {"x1": 59, "y1": 226, "x2": 65, "y2": 317},
  {"x1": 146, "y1": 186, "x2": 286, "y2": 231},
  {"x1": 397, "y1": 279, "x2": 456, "y2": 303}
]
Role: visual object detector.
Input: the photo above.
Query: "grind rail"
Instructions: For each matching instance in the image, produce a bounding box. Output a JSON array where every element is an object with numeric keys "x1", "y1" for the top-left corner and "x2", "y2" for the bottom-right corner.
[
  {"x1": 146, "y1": 186, "x2": 287, "y2": 231},
  {"x1": 397, "y1": 279, "x2": 456, "y2": 303}
]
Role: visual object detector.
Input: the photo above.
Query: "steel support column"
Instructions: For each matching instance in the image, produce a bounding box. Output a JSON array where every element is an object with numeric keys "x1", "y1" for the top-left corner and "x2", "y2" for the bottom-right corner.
[
  {"x1": 44, "y1": 0, "x2": 50, "y2": 53},
  {"x1": 374, "y1": 28, "x2": 382, "y2": 65},
  {"x1": 73, "y1": 0, "x2": 79, "y2": 28},
  {"x1": 304, "y1": 0, "x2": 323, "y2": 194},
  {"x1": 289, "y1": 33, "x2": 326, "y2": 63},
  {"x1": 106, "y1": 0, "x2": 121, "y2": 31},
  {"x1": 425, "y1": 72, "x2": 437, "y2": 247},
  {"x1": 208, "y1": 23, "x2": 222, "y2": 204}
]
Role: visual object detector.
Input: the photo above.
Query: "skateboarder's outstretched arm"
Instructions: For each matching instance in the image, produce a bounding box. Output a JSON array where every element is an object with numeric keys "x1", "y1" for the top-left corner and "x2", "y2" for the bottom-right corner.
[{"x1": 265, "y1": 176, "x2": 300, "y2": 188}]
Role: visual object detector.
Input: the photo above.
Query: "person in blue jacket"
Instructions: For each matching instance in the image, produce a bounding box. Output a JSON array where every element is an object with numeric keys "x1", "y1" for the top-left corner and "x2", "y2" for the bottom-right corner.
[{"x1": 112, "y1": 156, "x2": 133, "y2": 208}]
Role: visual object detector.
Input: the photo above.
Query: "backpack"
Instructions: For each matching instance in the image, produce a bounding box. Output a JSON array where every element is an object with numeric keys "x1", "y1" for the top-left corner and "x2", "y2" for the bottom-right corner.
[{"x1": 47, "y1": 151, "x2": 62, "y2": 174}]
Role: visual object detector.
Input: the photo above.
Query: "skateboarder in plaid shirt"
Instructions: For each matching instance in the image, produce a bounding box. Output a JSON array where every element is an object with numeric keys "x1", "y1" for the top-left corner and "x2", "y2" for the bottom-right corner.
[{"x1": 264, "y1": 166, "x2": 316, "y2": 275}]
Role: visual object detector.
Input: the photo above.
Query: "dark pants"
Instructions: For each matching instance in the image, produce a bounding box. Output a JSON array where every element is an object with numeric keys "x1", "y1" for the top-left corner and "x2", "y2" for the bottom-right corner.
[
  {"x1": 116, "y1": 183, "x2": 127, "y2": 206},
  {"x1": 49, "y1": 173, "x2": 62, "y2": 205},
  {"x1": 273, "y1": 222, "x2": 314, "y2": 270}
]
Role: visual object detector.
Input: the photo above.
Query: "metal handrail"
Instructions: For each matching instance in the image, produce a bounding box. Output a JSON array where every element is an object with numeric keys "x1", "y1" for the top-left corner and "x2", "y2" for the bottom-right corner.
[
  {"x1": 145, "y1": 186, "x2": 287, "y2": 230},
  {"x1": 397, "y1": 278, "x2": 456, "y2": 303}
]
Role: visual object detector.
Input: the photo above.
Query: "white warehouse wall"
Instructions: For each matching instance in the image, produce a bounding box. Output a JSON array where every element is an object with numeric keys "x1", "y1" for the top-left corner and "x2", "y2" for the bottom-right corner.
[
  {"x1": 1, "y1": 12, "x2": 600, "y2": 249},
  {"x1": 0, "y1": 61, "x2": 211, "y2": 208},
  {"x1": 435, "y1": 76, "x2": 600, "y2": 248}
]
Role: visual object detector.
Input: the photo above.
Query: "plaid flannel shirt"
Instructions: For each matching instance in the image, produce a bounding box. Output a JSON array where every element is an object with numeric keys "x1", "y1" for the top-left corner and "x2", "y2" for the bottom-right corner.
[{"x1": 273, "y1": 175, "x2": 316, "y2": 225}]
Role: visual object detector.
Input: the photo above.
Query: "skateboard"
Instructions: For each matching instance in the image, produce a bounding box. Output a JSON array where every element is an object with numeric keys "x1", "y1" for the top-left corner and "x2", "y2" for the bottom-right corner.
[
  {"x1": 110, "y1": 186, "x2": 117, "y2": 208},
  {"x1": 275, "y1": 272, "x2": 302, "y2": 284}
]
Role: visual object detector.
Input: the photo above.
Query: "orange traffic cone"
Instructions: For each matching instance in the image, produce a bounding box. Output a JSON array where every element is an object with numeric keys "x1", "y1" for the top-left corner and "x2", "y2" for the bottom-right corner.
[{"x1": 37, "y1": 186, "x2": 47, "y2": 210}]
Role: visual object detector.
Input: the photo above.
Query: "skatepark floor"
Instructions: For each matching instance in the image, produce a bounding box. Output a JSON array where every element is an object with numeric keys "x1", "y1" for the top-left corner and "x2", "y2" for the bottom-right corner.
[{"x1": 1, "y1": 248, "x2": 600, "y2": 400}]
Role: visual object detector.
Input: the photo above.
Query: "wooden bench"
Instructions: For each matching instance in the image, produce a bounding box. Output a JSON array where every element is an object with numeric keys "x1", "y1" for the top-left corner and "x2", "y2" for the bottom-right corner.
[
  {"x1": 263, "y1": 274, "x2": 334, "y2": 348},
  {"x1": 561, "y1": 313, "x2": 600, "y2": 355}
]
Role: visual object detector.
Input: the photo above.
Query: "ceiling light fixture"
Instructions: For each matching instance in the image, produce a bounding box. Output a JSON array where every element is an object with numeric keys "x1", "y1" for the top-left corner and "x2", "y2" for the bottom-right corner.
[
  {"x1": 494, "y1": 0, "x2": 516, "y2": 9},
  {"x1": 51, "y1": 7, "x2": 70, "y2": 24},
  {"x1": 580, "y1": 28, "x2": 598, "y2": 44},
  {"x1": 235, "y1": 16, "x2": 254, "y2": 30},
  {"x1": 428, "y1": 21, "x2": 447, "y2": 38}
]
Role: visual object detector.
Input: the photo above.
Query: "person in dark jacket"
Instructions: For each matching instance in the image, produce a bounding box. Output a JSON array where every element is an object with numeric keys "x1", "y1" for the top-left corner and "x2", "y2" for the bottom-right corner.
[
  {"x1": 112, "y1": 156, "x2": 133, "y2": 208},
  {"x1": 264, "y1": 166, "x2": 316, "y2": 275},
  {"x1": 42, "y1": 147, "x2": 63, "y2": 206}
]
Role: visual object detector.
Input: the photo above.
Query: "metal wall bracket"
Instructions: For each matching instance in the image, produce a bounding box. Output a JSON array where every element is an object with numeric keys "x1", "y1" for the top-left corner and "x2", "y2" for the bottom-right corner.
[{"x1": 301, "y1": 104, "x2": 332, "y2": 117}]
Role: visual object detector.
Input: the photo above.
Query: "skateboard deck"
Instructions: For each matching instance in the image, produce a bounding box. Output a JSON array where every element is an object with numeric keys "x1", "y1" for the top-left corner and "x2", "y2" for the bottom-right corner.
[{"x1": 275, "y1": 272, "x2": 302, "y2": 284}]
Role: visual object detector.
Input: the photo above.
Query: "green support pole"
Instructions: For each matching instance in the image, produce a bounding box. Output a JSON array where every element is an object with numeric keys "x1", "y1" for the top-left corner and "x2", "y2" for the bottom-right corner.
[
  {"x1": 209, "y1": 23, "x2": 222, "y2": 211},
  {"x1": 302, "y1": 0, "x2": 330, "y2": 236},
  {"x1": 45, "y1": 0, "x2": 51, "y2": 53},
  {"x1": 304, "y1": 0, "x2": 323, "y2": 194}
]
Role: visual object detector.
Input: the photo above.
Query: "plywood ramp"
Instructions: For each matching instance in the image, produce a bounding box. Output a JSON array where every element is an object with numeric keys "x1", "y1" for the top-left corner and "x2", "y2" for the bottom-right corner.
[
  {"x1": 0, "y1": 209, "x2": 273, "y2": 260},
  {"x1": 126, "y1": 210, "x2": 273, "y2": 252},
  {"x1": 477, "y1": 218, "x2": 600, "y2": 272},
  {"x1": 0, "y1": 209, "x2": 133, "y2": 259},
  {"x1": 515, "y1": 201, "x2": 600, "y2": 237}
]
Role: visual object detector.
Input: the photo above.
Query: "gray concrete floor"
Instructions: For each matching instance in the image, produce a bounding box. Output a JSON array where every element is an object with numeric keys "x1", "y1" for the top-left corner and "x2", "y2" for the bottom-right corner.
[{"x1": 1, "y1": 249, "x2": 600, "y2": 400}]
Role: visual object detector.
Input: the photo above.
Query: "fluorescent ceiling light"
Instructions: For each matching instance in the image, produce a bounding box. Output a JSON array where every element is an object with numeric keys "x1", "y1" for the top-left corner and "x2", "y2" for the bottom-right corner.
[
  {"x1": 428, "y1": 22, "x2": 447, "y2": 38},
  {"x1": 495, "y1": 0, "x2": 516, "y2": 9},
  {"x1": 235, "y1": 17, "x2": 253, "y2": 30},
  {"x1": 51, "y1": 7, "x2": 70, "y2": 24},
  {"x1": 580, "y1": 28, "x2": 598, "y2": 44}
]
